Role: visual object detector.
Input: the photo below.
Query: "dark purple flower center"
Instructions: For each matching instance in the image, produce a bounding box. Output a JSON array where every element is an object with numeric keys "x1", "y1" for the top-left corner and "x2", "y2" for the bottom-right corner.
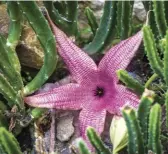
[{"x1": 94, "y1": 86, "x2": 105, "y2": 97}]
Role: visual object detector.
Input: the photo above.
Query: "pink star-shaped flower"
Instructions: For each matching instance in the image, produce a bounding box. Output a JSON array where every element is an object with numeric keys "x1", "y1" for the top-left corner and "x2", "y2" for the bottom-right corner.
[{"x1": 24, "y1": 14, "x2": 142, "y2": 143}]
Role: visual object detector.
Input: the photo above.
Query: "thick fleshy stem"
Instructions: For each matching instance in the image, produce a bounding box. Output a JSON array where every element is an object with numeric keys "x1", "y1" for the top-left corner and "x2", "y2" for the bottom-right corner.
[
  {"x1": 165, "y1": 91, "x2": 168, "y2": 128},
  {"x1": 31, "y1": 108, "x2": 47, "y2": 120},
  {"x1": 116, "y1": 69, "x2": 163, "y2": 105},
  {"x1": 44, "y1": 1, "x2": 78, "y2": 36},
  {"x1": 148, "y1": 104, "x2": 162, "y2": 154},
  {"x1": 0, "y1": 35, "x2": 23, "y2": 92},
  {"x1": 84, "y1": 7, "x2": 98, "y2": 36},
  {"x1": 137, "y1": 93, "x2": 154, "y2": 153},
  {"x1": 164, "y1": 1, "x2": 168, "y2": 24},
  {"x1": 0, "y1": 73, "x2": 18, "y2": 108},
  {"x1": 117, "y1": 69, "x2": 144, "y2": 95},
  {"x1": 87, "y1": 127, "x2": 111, "y2": 154},
  {"x1": 18, "y1": 1, "x2": 57, "y2": 95},
  {"x1": 0, "y1": 111, "x2": 8, "y2": 129},
  {"x1": 78, "y1": 139, "x2": 91, "y2": 154},
  {"x1": 117, "y1": 1, "x2": 134, "y2": 40},
  {"x1": 164, "y1": 30, "x2": 168, "y2": 85},
  {"x1": 143, "y1": 25, "x2": 163, "y2": 78},
  {"x1": 144, "y1": 2, "x2": 159, "y2": 39},
  {"x1": 122, "y1": 106, "x2": 145, "y2": 154},
  {"x1": 0, "y1": 127, "x2": 22, "y2": 154},
  {"x1": 153, "y1": 1, "x2": 167, "y2": 38},
  {"x1": 145, "y1": 73, "x2": 158, "y2": 88},
  {"x1": 7, "y1": 1, "x2": 22, "y2": 73},
  {"x1": 84, "y1": 1, "x2": 117, "y2": 55}
]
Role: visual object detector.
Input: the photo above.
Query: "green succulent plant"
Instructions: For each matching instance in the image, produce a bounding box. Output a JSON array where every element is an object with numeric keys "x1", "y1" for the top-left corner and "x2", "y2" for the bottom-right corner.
[{"x1": 0, "y1": 127, "x2": 22, "y2": 154}]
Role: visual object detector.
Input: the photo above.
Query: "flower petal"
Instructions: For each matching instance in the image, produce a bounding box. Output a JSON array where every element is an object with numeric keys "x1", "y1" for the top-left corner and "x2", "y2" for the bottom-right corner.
[
  {"x1": 46, "y1": 13, "x2": 97, "y2": 83},
  {"x1": 98, "y1": 31, "x2": 142, "y2": 81},
  {"x1": 107, "y1": 84, "x2": 140, "y2": 115},
  {"x1": 24, "y1": 83, "x2": 88, "y2": 110},
  {"x1": 79, "y1": 105, "x2": 106, "y2": 141}
]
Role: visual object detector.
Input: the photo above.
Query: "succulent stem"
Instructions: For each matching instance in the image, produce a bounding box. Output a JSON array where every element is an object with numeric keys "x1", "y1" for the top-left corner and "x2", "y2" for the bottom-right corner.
[
  {"x1": 18, "y1": 1, "x2": 57, "y2": 95},
  {"x1": 84, "y1": 1, "x2": 117, "y2": 54}
]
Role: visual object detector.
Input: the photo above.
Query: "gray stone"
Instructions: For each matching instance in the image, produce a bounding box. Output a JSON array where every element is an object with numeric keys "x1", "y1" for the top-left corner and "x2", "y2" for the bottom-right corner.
[
  {"x1": 133, "y1": 0, "x2": 146, "y2": 21},
  {"x1": 56, "y1": 114, "x2": 74, "y2": 142}
]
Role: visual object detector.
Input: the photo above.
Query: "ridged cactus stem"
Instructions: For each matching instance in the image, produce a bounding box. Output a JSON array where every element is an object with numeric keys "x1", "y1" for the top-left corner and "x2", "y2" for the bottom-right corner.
[
  {"x1": 0, "y1": 73, "x2": 18, "y2": 107},
  {"x1": 31, "y1": 108, "x2": 47, "y2": 120},
  {"x1": 87, "y1": 127, "x2": 111, "y2": 154},
  {"x1": 164, "y1": 2, "x2": 168, "y2": 24},
  {"x1": 137, "y1": 93, "x2": 154, "y2": 153},
  {"x1": 44, "y1": 1, "x2": 78, "y2": 36},
  {"x1": 7, "y1": 1, "x2": 22, "y2": 73},
  {"x1": 153, "y1": 0, "x2": 167, "y2": 37},
  {"x1": 0, "y1": 111, "x2": 8, "y2": 128},
  {"x1": 18, "y1": 1, "x2": 57, "y2": 95},
  {"x1": 78, "y1": 140, "x2": 91, "y2": 154},
  {"x1": 0, "y1": 35, "x2": 23, "y2": 92},
  {"x1": 143, "y1": 25, "x2": 163, "y2": 78},
  {"x1": 148, "y1": 104, "x2": 162, "y2": 154},
  {"x1": 0, "y1": 127, "x2": 22, "y2": 154},
  {"x1": 145, "y1": 73, "x2": 158, "y2": 88},
  {"x1": 117, "y1": 69, "x2": 144, "y2": 95},
  {"x1": 116, "y1": 1, "x2": 122, "y2": 36},
  {"x1": 84, "y1": 7, "x2": 98, "y2": 35},
  {"x1": 120, "y1": 1, "x2": 133, "y2": 40},
  {"x1": 122, "y1": 107, "x2": 145, "y2": 154},
  {"x1": 166, "y1": 91, "x2": 168, "y2": 128},
  {"x1": 84, "y1": 1, "x2": 117, "y2": 54},
  {"x1": 164, "y1": 30, "x2": 168, "y2": 85}
]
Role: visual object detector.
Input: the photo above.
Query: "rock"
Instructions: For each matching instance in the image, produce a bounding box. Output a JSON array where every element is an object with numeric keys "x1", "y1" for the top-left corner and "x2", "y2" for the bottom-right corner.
[
  {"x1": 133, "y1": 0, "x2": 146, "y2": 21},
  {"x1": 56, "y1": 114, "x2": 75, "y2": 142},
  {"x1": 16, "y1": 22, "x2": 44, "y2": 69},
  {"x1": 0, "y1": 4, "x2": 9, "y2": 37},
  {"x1": 0, "y1": 3, "x2": 44, "y2": 69}
]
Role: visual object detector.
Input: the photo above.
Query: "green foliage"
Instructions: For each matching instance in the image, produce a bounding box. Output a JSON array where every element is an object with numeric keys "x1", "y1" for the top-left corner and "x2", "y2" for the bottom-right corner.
[
  {"x1": 0, "y1": 35, "x2": 23, "y2": 109},
  {"x1": 30, "y1": 108, "x2": 47, "y2": 120},
  {"x1": 7, "y1": 1, "x2": 22, "y2": 73},
  {"x1": 78, "y1": 139, "x2": 91, "y2": 154},
  {"x1": 116, "y1": 69, "x2": 144, "y2": 95},
  {"x1": 18, "y1": 1, "x2": 58, "y2": 95},
  {"x1": 87, "y1": 127, "x2": 111, "y2": 154},
  {"x1": 122, "y1": 94, "x2": 163, "y2": 154},
  {"x1": 164, "y1": 31, "x2": 168, "y2": 85},
  {"x1": 148, "y1": 104, "x2": 162, "y2": 154},
  {"x1": 117, "y1": 1, "x2": 134, "y2": 40},
  {"x1": 78, "y1": 127, "x2": 111, "y2": 154},
  {"x1": 44, "y1": 1, "x2": 78, "y2": 36},
  {"x1": 84, "y1": 7, "x2": 98, "y2": 35},
  {"x1": 166, "y1": 91, "x2": 168, "y2": 128},
  {"x1": 0, "y1": 36, "x2": 23, "y2": 92},
  {"x1": 153, "y1": 1, "x2": 167, "y2": 38},
  {"x1": 122, "y1": 107, "x2": 144, "y2": 154},
  {"x1": 143, "y1": 25, "x2": 163, "y2": 78},
  {"x1": 0, "y1": 73, "x2": 18, "y2": 107},
  {"x1": 0, "y1": 127, "x2": 22, "y2": 154},
  {"x1": 0, "y1": 111, "x2": 8, "y2": 128},
  {"x1": 137, "y1": 95, "x2": 154, "y2": 152},
  {"x1": 84, "y1": 1, "x2": 117, "y2": 54}
]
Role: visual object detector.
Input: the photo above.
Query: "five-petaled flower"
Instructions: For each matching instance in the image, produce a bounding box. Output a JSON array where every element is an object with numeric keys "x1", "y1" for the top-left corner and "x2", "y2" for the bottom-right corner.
[{"x1": 24, "y1": 13, "x2": 142, "y2": 145}]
